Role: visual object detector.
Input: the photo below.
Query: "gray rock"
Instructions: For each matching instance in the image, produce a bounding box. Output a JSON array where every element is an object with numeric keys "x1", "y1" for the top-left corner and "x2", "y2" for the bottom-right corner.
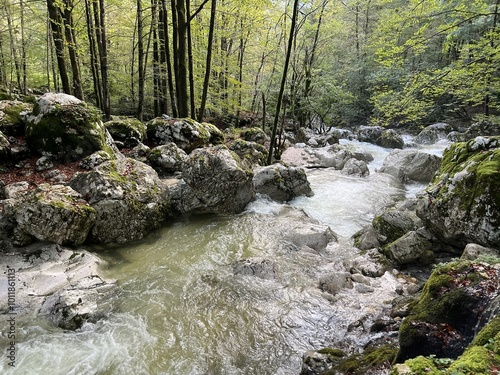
[
  {"x1": 372, "y1": 209, "x2": 420, "y2": 245},
  {"x1": 352, "y1": 225, "x2": 381, "y2": 250},
  {"x1": 349, "y1": 249, "x2": 390, "y2": 277},
  {"x1": 319, "y1": 272, "x2": 353, "y2": 294},
  {"x1": 70, "y1": 158, "x2": 170, "y2": 243},
  {"x1": 78, "y1": 150, "x2": 112, "y2": 170},
  {"x1": 0, "y1": 130, "x2": 9, "y2": 157},
  {"x1": 380, "y1": 129, "x2": 404, "y2": 149},
  {"x1": 417, "y1": 136, "x2": 500, "y2": 249},
  {"x1": 341, "y1": 158, "x2": 369, "y2": 177},
  {"x1": 383, "y1": 230, "x2": 434, "y2": 265},
  {"x1": 2, "y1": 181, "x2": 29, "y2": 199},
  {"x1": 253, "y1": 163, "x2": 313, "y2": 202},
  {"x1": 147, "y1": 143, "x2": 187, "y2": 175},
  {"x1": 35, "y1": 155, "x2": 53, "y2": 172},
  {"x1": 379, "y1": 149, "x2": 441, "y2": 183},
  {"x1": 146, "y1": 117, "x2": 224, "y2": 152},
  {"x1": 104, "y1": 117, "x2": 146, "y2": 147},
  {"x1": 25, "y1": 93, "x2": 114, "y2": 161},
  {"x1": 176, "y1": 145, "x2": 254, "y2": 214},
  {"x1": 285, "y1": 223, "x2": 337, "y2": 251},
  {"x1": 414, "y1": 122, "x2": 453, "y2": 144},
  {"x1": 240, "y1": 127, "x2": 268, "y2": 144},
  {"x1": 461, "y1": 243, "x2": 499, "y2": 261},
  {"x1": 232, "y1": 257, "x2": 278, "y2": 280},
  {"x1": 229, "y1": 139, "x2": 268, "y2": 167},
  {"x1": 11, "y1": 184, "x2": 96, "y2": 246},
  {"x1": 0, "y1": 100, "x2": 32, "y2": 136}
]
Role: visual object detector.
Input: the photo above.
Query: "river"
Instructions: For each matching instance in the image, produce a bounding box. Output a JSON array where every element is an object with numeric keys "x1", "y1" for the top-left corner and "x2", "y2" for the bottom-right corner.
[{"x1": 1, "y1": 139, "x2": 448, "y2": 375}]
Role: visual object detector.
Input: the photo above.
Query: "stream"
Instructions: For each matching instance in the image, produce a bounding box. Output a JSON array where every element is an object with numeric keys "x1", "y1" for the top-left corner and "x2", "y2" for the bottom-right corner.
[{"x1": 1, "y1": 139, "x2": 448, "y2": 375}]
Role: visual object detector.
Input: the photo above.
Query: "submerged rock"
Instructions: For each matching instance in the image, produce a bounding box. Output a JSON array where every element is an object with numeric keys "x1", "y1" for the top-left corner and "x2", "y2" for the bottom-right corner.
[
  {"x1": 25, "y1": 93, "x2": 114, "y2": 161},
  {"x1": 69, "y1": 158, "x2": 170, "y2": 243},
  {"x1": 232, "y1": 257, "x2": 278, "y2": 280},
  {"x1": 253, "y1": 163, "x2": 313, "y2": 202},
  {"x1": 416, "y1": 136, "x2": 500, "y2": 249}
]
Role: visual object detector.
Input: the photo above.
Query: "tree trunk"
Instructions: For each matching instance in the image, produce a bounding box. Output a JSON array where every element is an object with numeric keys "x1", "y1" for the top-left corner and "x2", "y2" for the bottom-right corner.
[
  {"x1": 85, "y1": 0, "x2": 102, "y2": 109},
  {"x1": 152, "y1": 0, "x2": 160, "y2": 117},
  {"x1": 198, "y1": 0, "x2": 216, "y2": 122},
  {"x1": 6, "y1": 2, "x2": 22, "y2": 93},
  {"x1": 163, "y1": 0, "x2": 177, "y2": 117},
  {"x1": 137, "y1": 0, "x2": 145, "y2": 120},
  {"x1": 0, "y1": 32, "x2": 7, "y2": 86},
  {"x1": 20, "y1": 0, "x2": 27, "y2": 94},
  {"x1": 267, "y1": 0, "x2": 299, "y2": 165},
  {"x1": 174, "y1": 0, "x2": 189, "y2": 117},
  {"x1": 97, "y1": 0, "x2": 110, "y2": 119},
  {"x1": 186, "y1": 0, "x2": 196, "y2": 118},
  {"x1": 63, "y1": 0, "x2": 84, "y2": 100},
  {"x1": 47, "y1": 0, "x2": 71, "y2": 94}
]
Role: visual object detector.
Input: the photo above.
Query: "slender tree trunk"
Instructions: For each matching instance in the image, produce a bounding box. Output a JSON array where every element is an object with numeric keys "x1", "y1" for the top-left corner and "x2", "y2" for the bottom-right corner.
[
  {"x1": 0, "y1": 32, "x2": 7, "y2": 86},
  {"x1": 162, "y1": 0, "x2": 177, "y2": 116},
  {"x1": 174, "y1": 0, "x2": 189, "y2": 117},
  {"x1": 152, "y1": 0, "x2": 160, "y2": 116},
  {"x1": 186, "y1": 0, "x2": 196, "y2": 118},
  {"x1": 137, "y1": 0, "x2": 145, "y2": 120},
  {"x1": 158, "y1": 0, "x2": 169, "y2": 115},
  {"x1": 20, "y1": 0, "x2": 27, "y2": 94},
  {"x1": 267, "y1": 0, "x2": 299, "y2": 165},
  {"x1": 198, "y1": 0, "x2": 216, "y2": 122},
  {"x1": 47, "y1": 0, "x2": 71, "y2": 94},
  {"x1": 97, "y1": 0, "x2": 110, "y2": 119},
  {"x1": 6, "y1": 3, "x2": 22, "y2": 92},
  {"x1": 64, "y1": 0, "x2": 84, "y2": 99},
  {"x1": 85, "y1": 0, "x2": 102, "y2": 109}
]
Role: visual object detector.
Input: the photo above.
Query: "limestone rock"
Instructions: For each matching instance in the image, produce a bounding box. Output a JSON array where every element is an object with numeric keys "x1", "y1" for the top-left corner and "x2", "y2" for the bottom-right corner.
[
  {"x1": 25, "y1": 93, "x2": 113, "y2": 161},
  {"x1": 0, "y1": 130, "x2": 9, "y2": 157},
  {"x1": 319, "y1": 272, "x2": 353, "y2": 294},
  {"x1": 414, "y1": 122, "x2": 453, "y2": 144},
  {"x1": 232, "y1": 257, "x2": 278, "y2": 280},
  {"x1": 78, "y1": 150, "x2": 112, "y2": 170},
  {"x1": 461, "y1": 243, "x2": 499, "y2": 261},
  {"x1": 357, "y1": 125, "x2": 404, "y2": 148},
  {"x1": 372, "y1": 209, "x2": 420, "y2": 245},
  {"x1": 383, "y1": 230, "x2": 434, "y2": 266},
  {"x1": 174, "y1": 145, "x2": 254, "y2": 214},
  {"x1": 285, "y1": 223, "x2": 337, "y2": 251},
  {"x1": 379, "y1": 149, "x2": 441, "y2": 183},
  {"x1": 0, "y1": 100, "x2": 32, "y2": 136},
  {"x1": 341, "y1": 158, "x2": 369, "y2": 177},
  {"x1": 146, "y1": 117, "x2": 224, "y2": 152},
  {"x1": 70, "y1": 158, "x2": 170, "y2": 243},
  {"x1": 416, "y1": 136, "x2": 500, "y2": 249},
  {"x1": 12, "y1": 184, "x2": 96, "y2": 246},
  {"x1": 253, "y1": 163, "x2": 313, "y2": 202},
  {"x1": 229, "y1": 139, "x2": 268, "y2": 167},
  {"x1": 240, "y1": 127, "x2": 268, "y2": 144},
  {"x1": 147, "y1": 143, "x2": 187, "y2": 175}
]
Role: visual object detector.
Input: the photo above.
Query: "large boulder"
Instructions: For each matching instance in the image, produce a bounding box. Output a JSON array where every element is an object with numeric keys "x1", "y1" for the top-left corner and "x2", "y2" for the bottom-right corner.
[
  {"x1": 379, "y1": 149, "x2": 441, "y2": 183},
  {"x1": 146, "y1": 117, "x2": 224, "y2": 152},
  {"x1": 382, "y1": 230, "x2": 434, "y2": 266},
  {"x1": 396, "y1": 260, "x2": 500, "y2": 362},
  {"x1": 172, "y1": 145, "x2": 254, "y2": 214},
  {"x1": 416, "y1": 136, "x2": 500, "y2": 249},
  {"x1": 229, "y1": 139, "x2": 268, "y2": 167},
  {"x1": 25, "y1": 93, "x2": 114, "y2": 161},
  {"x1": 69, "y1": 158, "x2": 170, "y2": 243},
  {"x1": 0, "y1": 100, "x2": 32, "y2": 136},
  {"x1": 3, "y1": 184, "x2": 96, "y2": 246},
  {"x1": 104, "y1": 117, "x2": 146, "y2": 147},
  {"x1": 253, "y1": 163, "x2": 313, "y2": 202},
  {"x1": 414, "y1": 122, "x2": 453, "y2": 144},
  {"x1": 147, "y1": 143, "x2": 187, "y2": 175},
  {"x1": 357, "y1": 126, "x2": 404, "y2": 148},
  {"x1": 240, "y1": 127, "x2": 268, "y2": 145}
]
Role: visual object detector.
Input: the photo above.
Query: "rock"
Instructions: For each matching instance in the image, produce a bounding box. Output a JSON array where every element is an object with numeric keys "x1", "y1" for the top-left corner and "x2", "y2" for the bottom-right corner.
[
  {"x1": 414, "y1": 122, "x2": 453, "y2": 144},
  {"x1": 396, "y1": 261, "x2": 500, "y2": 361},
  {"x1": 463, "y1": 120, "x2": 500, "y2": 139},
  {"x1": 319, "y1": 272, "x2": 353, "y2": 294},
  {"x1": 349, "y1": 249, "x2": 390, "y2": 277},
  {"x1": 1, "y1": 181, "x2": 30, "y2": 199},
  {"x1": 352, "y1": 225, "x2": 381, "y2": 250},
  {"x1": 301, "y1": 348, "x2": 345, "y2": 375},
  {"x1": 379, "y1": 149, "x2": 441, "y2": 183},
  {"x1": 416, "y1": 136, "x2": 500, "y2": 249},
  {"x1": 357, "y1": 125, "x2": 384, "y2": 144},
  {"x1": 341, "y1": 158, "x2": 369, "y2": 177},
  {"x1": 285, "y1": 223, "x2": 337, "y2": 251},
  {"x1": 7, "y1": 184, "x2": 96, "y2": 246},
  {"x1": 174, "y1": 145, "x2": 254, "y2": 214},
  {"x1": 146, "y1": 117, "x2": 224, "y2": 152},
  {"x1": 383, "y1": 230, "x2": 434, "y2": 266},
  {"x1": 229, "y1": 139, "x2": 268, "y2": 167},
  {"x1": 35, "y1": 155, "x2": 53, "y2": 172},
  {"x1": 380, "y1": 129, "x2": 405, "y2": 149},
  {"x1": 147, "y1": 143, "x2": 187, "y2": 175},
  {"x1": 240, "y1": 127, "x2": 268, "y2": 144},
  {"x1": 126, "y1": 142, "x2": 150, "y2": 163},
  {"x1": 372, "y1": 209, "x2": 420, "y2": 245},
  {"x1": 253, "y1": 163, "x2": 313, "y2": 202},
  {"x1": 78, "y1": 150, "x2": 112, "y2": 170},
  {"x1": 0, "y1": 244, "x2": 116, "y2": 330},
  {"x1": 0, "y1": 130, "x2": 9, "y2": 157},
  {"x1": 461, "y1": 243, "x2": 499, "y2": 261},
  {"x1": 104, "y1": 117, "x2": 146, "y2": 147},
  {"x1": 0, "y1": 100, "x2": 32, "y2": 136},
  {"x1": 232, "y1": 257, "x2": 278, "y2": 280},
  {"x1": 69, "y1": 158, "x2": 170, "y2": 243},
  {"x1": 25, "y1": 93, "x2": 114, "y2": 161}
]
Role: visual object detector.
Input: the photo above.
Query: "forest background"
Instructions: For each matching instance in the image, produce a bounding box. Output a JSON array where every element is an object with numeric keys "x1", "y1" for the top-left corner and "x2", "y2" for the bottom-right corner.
[{"x1": 1, "y1": 0, "x2": 499, "y2": 131}]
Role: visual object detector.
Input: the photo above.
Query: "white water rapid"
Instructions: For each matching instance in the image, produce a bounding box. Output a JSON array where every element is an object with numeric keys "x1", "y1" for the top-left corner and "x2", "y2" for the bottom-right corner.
[{"x1": 1, "y1": 139, "x2": 449, "y2": 375}]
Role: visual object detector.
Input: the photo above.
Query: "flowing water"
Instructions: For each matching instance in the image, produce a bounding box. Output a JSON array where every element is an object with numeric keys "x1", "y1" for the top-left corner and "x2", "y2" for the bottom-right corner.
[{"x1": 1, "y1": 139, "x2": 449, "y2": 375}]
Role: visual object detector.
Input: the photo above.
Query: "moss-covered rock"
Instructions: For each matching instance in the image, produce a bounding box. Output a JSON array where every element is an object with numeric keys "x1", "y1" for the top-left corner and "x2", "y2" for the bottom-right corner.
[
  {"x1": 104, "y1": 117, "x2": 146, "y2": 147},
  {"x1": 9, "y1": 184, "x2": 96, "y2": 246},
  {"x1": 416, "y1": 136, "x2": 500, "y2": 249},
  {"x1": 396, "y1": 260, "x2": 500, "y2": 362},
  {"x1": 69, "y1": 158, "x2": 170, "y2": 243},
  {"x1": 229, "y1": 138, "x2": 268, "y2": 167},
  {"x1": 240, "y1": 127, "x2": 268, "y2": 144},
  {"x1": 0, "y1": 100, "x2": 32, "y2": 136},
  {"x1": 25, "y1": 93, "x2": 113, "y2": 162},
  {"x1": 147, "y1": 143, "x2": 187, "y2": 175},
  {"x1": 146, "y1": 117, "x2": 224, "y2": 152}
]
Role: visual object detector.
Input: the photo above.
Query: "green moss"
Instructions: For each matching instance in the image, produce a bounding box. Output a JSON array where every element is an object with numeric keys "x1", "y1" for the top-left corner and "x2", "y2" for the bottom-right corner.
[
  {"x1": 447, "y1": 346, "x2": 500, "y2": 374},
  {"x1": 317, "y1": 348, "x2": 346, "y2": 358},
  {"x1": 331, "y1": 344, "x2": 398, "y2": 375},
  {"x1": 401, "y1": 356, "x2": 441, "y2": 374},
  {"x1": 471, "y1": 316, "x2": 500, "y2": 347}
]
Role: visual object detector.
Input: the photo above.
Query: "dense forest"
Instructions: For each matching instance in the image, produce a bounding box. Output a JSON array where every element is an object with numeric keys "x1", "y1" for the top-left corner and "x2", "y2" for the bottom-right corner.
[{"x1": 1, "y1": 0, "x2": 499, "y2": 129}]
